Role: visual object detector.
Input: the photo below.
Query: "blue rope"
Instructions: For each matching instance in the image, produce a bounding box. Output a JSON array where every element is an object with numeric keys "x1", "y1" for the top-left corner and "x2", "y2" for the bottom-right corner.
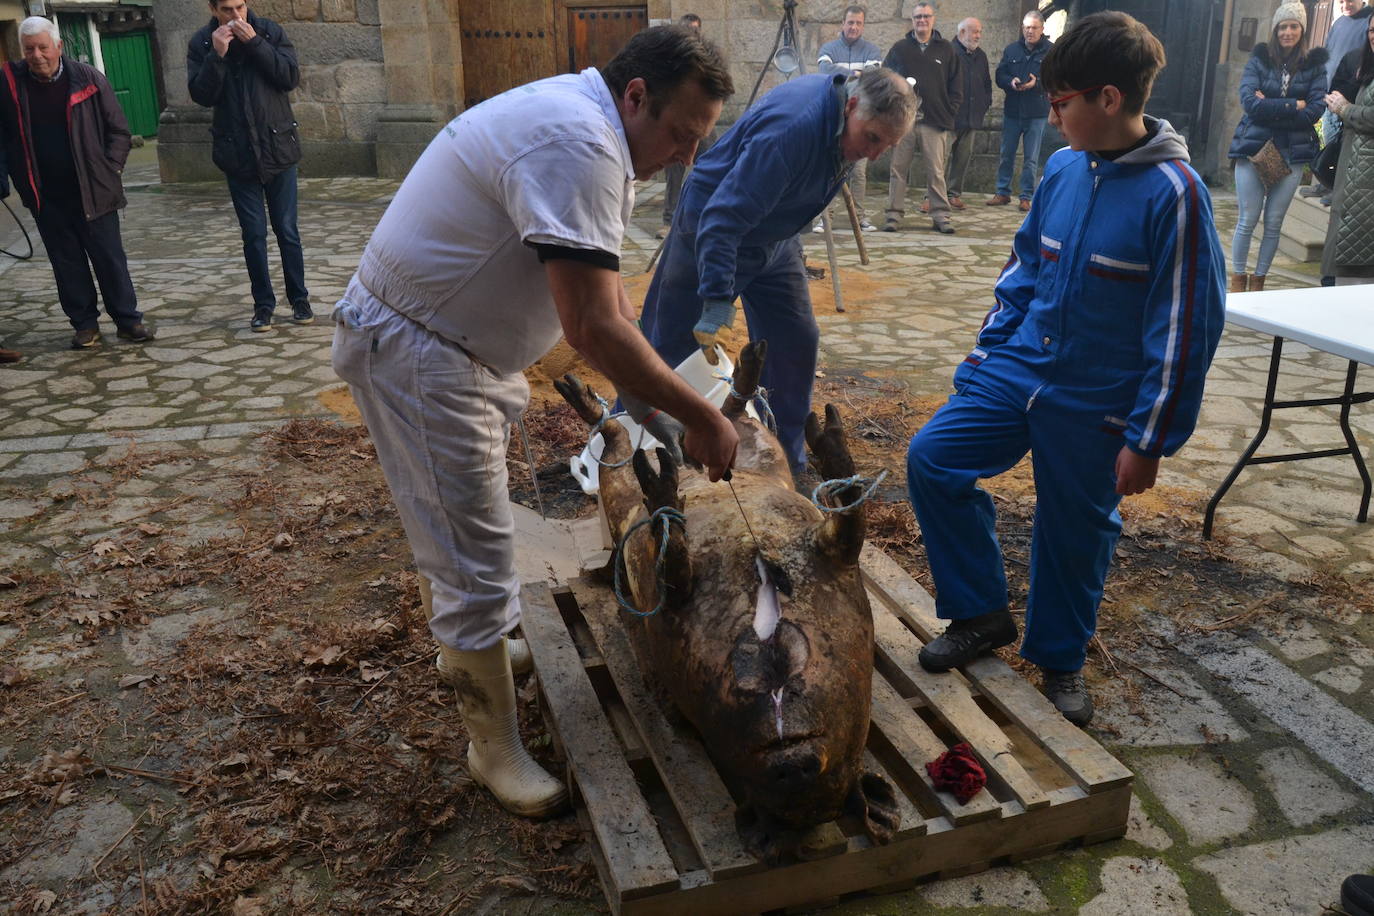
[
  {"x1": 613, "y1": 507, "x2": 686, "y2": 617},
  {"x1": 589, "y1": 395, "x2": 647, "y2": 469},
  {"x1": 716, "y1": 374, "x2": 778, "y2": 435},
  {"x1": 811, "y1": 470, "x2": 888, "y2": 513}
]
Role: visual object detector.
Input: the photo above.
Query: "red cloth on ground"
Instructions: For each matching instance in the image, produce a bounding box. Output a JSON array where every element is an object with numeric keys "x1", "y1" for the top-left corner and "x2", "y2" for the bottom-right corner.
[{"x1": 925, "y1": 742, "x2": 986, "y2": 803}]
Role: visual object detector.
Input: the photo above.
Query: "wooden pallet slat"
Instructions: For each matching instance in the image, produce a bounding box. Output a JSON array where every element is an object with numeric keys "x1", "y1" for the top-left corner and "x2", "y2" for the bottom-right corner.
[
  {"x1": 519, "y1": 583, "x2": 680, "y2": 901},
  {"x1": 861, "y1": 545, "x2": 1133, "y2": 794},
  {"x1": 870, "y1": 603, "x2": 1052, "y2": 812},
  {"x1": 568, "y1": 580, "x2": 761, "y2": 881}
]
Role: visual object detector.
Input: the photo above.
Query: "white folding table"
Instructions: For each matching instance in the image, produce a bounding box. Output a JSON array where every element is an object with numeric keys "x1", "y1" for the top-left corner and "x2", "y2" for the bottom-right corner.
[{"x1": 1204, "y1": 285, "x2": 1374, "y2": 538}]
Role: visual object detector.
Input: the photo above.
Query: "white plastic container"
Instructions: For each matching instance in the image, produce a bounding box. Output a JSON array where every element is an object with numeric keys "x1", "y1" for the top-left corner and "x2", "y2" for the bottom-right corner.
[{"x1": 568, "y1": 346, "x2": 755, "y2": 495}]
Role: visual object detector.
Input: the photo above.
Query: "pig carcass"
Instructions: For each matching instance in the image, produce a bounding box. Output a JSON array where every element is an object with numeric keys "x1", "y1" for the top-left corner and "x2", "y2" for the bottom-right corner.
[{"x1": 555, "y1": 341, "x2": 898, "y2": 860}]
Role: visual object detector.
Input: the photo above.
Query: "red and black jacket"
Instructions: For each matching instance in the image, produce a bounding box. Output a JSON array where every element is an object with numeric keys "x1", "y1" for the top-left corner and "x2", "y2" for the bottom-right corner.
[{"x1": 0, "y1": 57, "x2": 132, "y2": 220}]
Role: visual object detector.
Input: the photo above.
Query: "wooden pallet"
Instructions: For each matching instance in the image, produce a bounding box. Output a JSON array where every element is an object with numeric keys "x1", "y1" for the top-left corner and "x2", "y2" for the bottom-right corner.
[{"x1": 520, "y1": 544, "x2": 1132, "y2": 916}]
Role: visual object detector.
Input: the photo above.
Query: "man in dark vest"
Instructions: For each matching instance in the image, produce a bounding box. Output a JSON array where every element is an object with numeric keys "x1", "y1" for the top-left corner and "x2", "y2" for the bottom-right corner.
[
  {"x1": 188, "y1": 0, "x2": 311, "y2": 333},
  {"x1": 0, "y1": 16, "x2": 152, "y2": 351}
]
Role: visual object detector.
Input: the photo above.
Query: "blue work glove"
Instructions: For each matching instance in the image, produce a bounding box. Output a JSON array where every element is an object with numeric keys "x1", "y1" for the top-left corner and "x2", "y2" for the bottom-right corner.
[
  {"x1": 619, "y1": 391, "x2": 685, "y2": 466},
  {"x1": 693, "y1": 298, "x2": 736, "y2": 365}
]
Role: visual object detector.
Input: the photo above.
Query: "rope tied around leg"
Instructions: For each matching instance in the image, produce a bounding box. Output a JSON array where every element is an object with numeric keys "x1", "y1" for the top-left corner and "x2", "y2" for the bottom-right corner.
[
  {"x1": 589, "y1": 394, "x2": 648, "y2": 469},
  {"x1": 811, "y1": 470, "x2": 888, "y2": 512},
  {"x1": 716, "y1": 373, "x2": 778, "y2": 435},
  {"x1": 613, "y1": 506, "x2": 687, "y2": 618}
]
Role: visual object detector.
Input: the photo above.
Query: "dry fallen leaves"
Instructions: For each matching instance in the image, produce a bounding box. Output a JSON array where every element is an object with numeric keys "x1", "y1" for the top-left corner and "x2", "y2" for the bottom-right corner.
[
  {"x1": 27, "y1": 747, "x2": 95, "y2": 784},
  {"x1": 302, "y1": 644, "x2": 343, "y2": 668},
  {"x1": 92, "y1": 540, "x2": 119, "y2": 556},
  {"x1": 118, "y1": 673, "x2": 155, "y2": 689},
  {"x1": 272, "y1": 532, "x2": 295, "y2": 551}
]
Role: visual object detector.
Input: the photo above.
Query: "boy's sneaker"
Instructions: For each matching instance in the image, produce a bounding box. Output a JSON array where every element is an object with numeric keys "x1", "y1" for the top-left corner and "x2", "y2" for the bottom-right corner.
[
  {"x1": 811, "y1": 220, "x2": 825, "y2": 233},
  {"x1": 1341, "y1": 874, "x2": 1374, "y2": 916},
  {"x1": 250, "y1": 308, "x2": 274, "y2": 333},
  {"x1": 859, "y1": 218, "x2": 878, "y2": 232},
  {"x1": 291, "y1": 302, "x2": 314, "y2": 324},
  {"x1": 71, "y1": 328, "x2": 102, "y2": 349},
  {"x1": 116, "y1": 323, "x2": 156, "y2": 342},
  {"x1": 918, "y1": 609, "x2": 1017, "y2": 672},
  {"x1": 1040, "y1": 667, "x2": 1094, "y2": 726}
]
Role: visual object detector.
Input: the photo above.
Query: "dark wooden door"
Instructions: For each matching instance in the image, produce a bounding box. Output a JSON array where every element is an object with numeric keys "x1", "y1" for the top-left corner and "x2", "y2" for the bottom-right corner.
[
  {"x1": 1078, "y1": 0, "x2": 1225, "y2": 159},
  {"x1": 565, "y1": 5, "x2": 646, "y2": 73},
  {"x1": 459, "y1": 0, "x2": 558, "y2": 109}
]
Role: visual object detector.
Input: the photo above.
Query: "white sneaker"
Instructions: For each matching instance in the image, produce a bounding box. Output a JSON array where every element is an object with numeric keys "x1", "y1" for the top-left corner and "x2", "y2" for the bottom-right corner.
[
  {"x1": 859, "y1": 218, "x2": 877, "y2": 232},
  {"x1": 811, "y1": 221, "x2": 825, "y2": 233}
]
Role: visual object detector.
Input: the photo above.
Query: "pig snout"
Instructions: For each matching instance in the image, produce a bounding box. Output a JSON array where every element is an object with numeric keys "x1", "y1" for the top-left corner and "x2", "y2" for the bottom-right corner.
[{"x1": 765, "y1": 746, "x2": 822, "y2": 793}]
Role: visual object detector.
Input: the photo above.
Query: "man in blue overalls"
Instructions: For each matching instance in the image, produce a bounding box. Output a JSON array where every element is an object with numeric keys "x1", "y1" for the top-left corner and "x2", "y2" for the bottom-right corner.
[{"x1": 639, "y1": 67, "x2": 914, "y2": 473}]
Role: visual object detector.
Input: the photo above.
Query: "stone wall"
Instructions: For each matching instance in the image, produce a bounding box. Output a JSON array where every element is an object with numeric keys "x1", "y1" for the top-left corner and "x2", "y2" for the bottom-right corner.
[{"x1": 154, "y1": 0, "x2": 383, "y2": 181}]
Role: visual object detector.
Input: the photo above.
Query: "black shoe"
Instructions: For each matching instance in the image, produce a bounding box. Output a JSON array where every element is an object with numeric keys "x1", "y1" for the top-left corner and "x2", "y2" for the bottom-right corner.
[
  {"x1": 116, "y1": 322, "x2": 155, "y2": 342},
  {"x1": 251, "y1": 308, "x2": 274, "y2": 333},
  {"x1": 882, "y1": 219, "x2": 899, "y2": 232},
  {"x1": 1322, "y1": 275, "x2": 1336, "y2": 287},
  {"x1": 71, "y1": 327, "x2": 102, "y2": 349},
  {"x1": 1298, "y1": 184, "x2": 1328, "y2": 198},
  {"x1": 933, "y1": 219, "x2": 956, "y2": 235},
  {"x1": 1041, "y1": 667, "x2": 1094, "y2": 726},
  {"x1": 1343, "y1": 874, "x2": 1374, "y2": 916},
  {"x1": 918, "y1": 609, "x2": 1017, "y2": 672},
  {"x1": 291, "y1": 302, "x2": 314, "y2": 324}
]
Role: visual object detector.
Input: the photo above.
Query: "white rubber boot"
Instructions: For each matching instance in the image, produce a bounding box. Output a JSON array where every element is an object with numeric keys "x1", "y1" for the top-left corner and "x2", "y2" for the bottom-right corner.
[
  {"x1": 419, "y1": 576, "x2": 532, "y2": 675},
  {"x1": 436, "y1": 640, "x2": 568, "y2": 818}
]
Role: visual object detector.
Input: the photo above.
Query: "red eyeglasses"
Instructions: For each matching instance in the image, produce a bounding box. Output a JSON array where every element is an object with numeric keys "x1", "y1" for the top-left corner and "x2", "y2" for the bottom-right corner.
[{"x1": 1048, "y1": 85, "x2": 1106, "y2": 114}]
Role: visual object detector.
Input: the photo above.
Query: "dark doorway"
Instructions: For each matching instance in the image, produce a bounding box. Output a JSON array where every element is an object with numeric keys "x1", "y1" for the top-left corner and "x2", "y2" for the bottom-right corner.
[{"x1": 1075, "y1": 0, "x2": 1226, "y2": 168}]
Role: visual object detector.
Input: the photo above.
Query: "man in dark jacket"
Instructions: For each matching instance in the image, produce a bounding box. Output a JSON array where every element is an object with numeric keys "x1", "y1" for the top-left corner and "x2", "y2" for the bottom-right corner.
[
  {"x1": 188, "y1": 0, "x2": 310, "y2": 333},
  {"x1": 883, "y1": 1, "x2": 963, "y2": 234},
  {"x1": 947, "y1": 17, "x2": 991, "y2": 210},
  {"x1": 991, "y1": 10, "x2": 1052, "y2": 210},
  {"x1": 0, "y1": 17, "x2": 151, "y2": 351}
]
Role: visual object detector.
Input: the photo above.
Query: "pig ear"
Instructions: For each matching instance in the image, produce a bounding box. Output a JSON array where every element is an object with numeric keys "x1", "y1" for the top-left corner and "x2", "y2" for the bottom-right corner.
[{"x1": 847, "y1": 771, "x2": 901, "y2": 846}]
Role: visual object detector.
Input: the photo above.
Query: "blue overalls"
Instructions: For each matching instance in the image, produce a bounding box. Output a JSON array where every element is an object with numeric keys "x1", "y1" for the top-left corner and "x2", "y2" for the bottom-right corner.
[
  {"x1": 907, "y1": 123, "x2": 1226, "y2": 671},
  {"x1": 640, "y1": 73, "x2": 855, "y2": 469}
]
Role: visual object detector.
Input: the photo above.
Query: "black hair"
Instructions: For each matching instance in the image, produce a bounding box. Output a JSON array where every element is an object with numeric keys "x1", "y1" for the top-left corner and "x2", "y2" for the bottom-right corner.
[
  {"x1": 1358, "y1": 19, "x2": 1374, "y2": 89},
  {"x1": 601, "y1": 25, "x2": 733, "y2": 116},
  {"x1": 1040, "y1": 11, "x2": 1166, "y2": 115}
]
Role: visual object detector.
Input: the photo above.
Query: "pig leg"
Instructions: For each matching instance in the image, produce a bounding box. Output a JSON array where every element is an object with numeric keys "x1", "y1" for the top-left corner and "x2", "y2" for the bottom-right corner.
[
  {"x1": 846, "y1": 771, "x2": 901, "y2": 846},
  {"x1": 553, "y1": 374, "x2": 643, "y2": 542},
  {"x1": 631, "y1": 448, "x2": 691, "y2": 608},
  {"x1": 723, "y1": 339, "x2": 768, "y2": 419},
  {"x1": 805, "y1": 404, "x2": 867, "y2": 565}
]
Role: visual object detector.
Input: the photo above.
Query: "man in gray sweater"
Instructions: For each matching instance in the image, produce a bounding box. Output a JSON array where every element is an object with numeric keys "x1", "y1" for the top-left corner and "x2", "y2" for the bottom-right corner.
[{"x1": 814, "y1": 4, "x2": 883, "y2": 231}]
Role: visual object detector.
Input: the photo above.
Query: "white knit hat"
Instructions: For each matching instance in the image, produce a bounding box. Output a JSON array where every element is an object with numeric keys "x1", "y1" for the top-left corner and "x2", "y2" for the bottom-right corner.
[{"x1": 1272, "y1": 2, "x2": 1306, "y2": 31}]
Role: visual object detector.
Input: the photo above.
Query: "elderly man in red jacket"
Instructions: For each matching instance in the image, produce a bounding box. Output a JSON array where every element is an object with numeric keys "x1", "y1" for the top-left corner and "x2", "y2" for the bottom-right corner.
[{"x1": 0, "y1": 16, "x2": 152, "y2": 351}]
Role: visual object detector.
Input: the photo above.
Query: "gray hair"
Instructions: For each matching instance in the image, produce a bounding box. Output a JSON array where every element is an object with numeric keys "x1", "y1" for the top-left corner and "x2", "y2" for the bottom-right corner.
[
  {"x1": 912, "y1": 1, "x2": 936, "y2": 14},
  {"x1": 957, "y1": 17, "x2": 979, "y2": 34},
  {"x1": 1023, "y1": 9, "x2": 1045, "y2": 24},
  {"x1": 19, "y1": 16, "x2": 61, "y2": 44},
  {"x1": 848, "y1": 68, "x2": 918, "y2": 132}
]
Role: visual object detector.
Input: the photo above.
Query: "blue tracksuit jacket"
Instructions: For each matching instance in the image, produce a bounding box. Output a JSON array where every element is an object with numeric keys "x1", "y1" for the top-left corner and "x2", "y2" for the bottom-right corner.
[
  {"x1": 907, "y1": 117, "x2": 1225, "y2": 671},
  {"x1": 641, "y1": 73, "x2": 853, "y2": 467}
]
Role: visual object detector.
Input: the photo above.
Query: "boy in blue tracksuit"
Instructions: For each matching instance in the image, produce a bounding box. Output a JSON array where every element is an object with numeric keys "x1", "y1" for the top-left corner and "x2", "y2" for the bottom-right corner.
[
  {"x1": 638, "y1": 68, "x2": 913, "y2": 471},
  {"x1": 906, "y1": 12, "x2": 1225, "y2": 726}
]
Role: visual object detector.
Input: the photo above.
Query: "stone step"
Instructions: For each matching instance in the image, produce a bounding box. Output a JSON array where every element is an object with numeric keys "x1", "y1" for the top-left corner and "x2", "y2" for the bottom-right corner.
[{"x1": 1279, "y1": 195, "x2": 1327, "y2": 262}]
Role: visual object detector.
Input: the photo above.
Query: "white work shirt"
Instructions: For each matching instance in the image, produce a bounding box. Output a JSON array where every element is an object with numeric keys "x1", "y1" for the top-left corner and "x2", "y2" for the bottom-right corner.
[{"x1": 356, "y1": 68, "x2": 635, "y2": 375}]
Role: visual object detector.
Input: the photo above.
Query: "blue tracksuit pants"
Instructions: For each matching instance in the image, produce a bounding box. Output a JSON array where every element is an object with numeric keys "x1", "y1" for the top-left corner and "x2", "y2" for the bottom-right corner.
[
  {"x1": 639, "y1": 228, "x2": 818, "y2": 469},
  {"x1": 906, "y1": 358, "x2": 1126, "y2": 671}
]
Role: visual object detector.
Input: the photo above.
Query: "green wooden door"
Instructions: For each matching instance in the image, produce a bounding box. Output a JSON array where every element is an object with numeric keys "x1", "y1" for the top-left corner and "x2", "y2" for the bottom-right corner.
[
  {"x1": 99, "y1": 31, "x2": 159, "y2": 138},
  {"x1": 57, "y1": 14, "x2": 95, "y2": 65}
]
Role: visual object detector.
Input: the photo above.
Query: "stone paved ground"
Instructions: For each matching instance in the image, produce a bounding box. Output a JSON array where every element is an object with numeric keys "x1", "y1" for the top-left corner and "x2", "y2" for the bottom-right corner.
[{"x1": 1, "y1": 143, "x2": 1371, "y2": 914}]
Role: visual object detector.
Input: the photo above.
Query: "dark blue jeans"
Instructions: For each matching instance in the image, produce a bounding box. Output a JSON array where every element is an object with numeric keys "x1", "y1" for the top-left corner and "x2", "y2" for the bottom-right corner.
[
  {"x1": 996, "y1": 115, "x2": 1049, "y2": 200},
  {"x1": 226, "y1": 166, "x2": 308, "y2": 312},
  {"x1": 33, "y1": 202, "x2": 142, "y2": 331}
]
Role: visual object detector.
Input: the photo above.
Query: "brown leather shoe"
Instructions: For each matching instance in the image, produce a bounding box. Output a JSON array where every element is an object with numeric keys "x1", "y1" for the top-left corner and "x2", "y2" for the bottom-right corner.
[
  {"x1": 1249, "y1": 274, "x2": 1267, "y2": 291},
  {"x1": 1228, "y1": 272, "x2": 1249, "y2": 293},
  {"x1": 0, "y1": 347, "x2": 20, "y2": 364},
  {"x1": 949, "y1": 196, "x2": 965, "y2": 210},
  {"x1": 986, "y1": 194, "x2": 1012, "y2": 206},
  {"x1": 919, "y1": 200, "x2": 930, "y2": 213},
  {"x1": 1019, "y1": 198, "x2": 1032, "y2": 212}
]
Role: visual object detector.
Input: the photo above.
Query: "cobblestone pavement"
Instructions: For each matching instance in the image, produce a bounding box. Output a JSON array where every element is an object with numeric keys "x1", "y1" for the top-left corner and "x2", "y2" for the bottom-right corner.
[{"x1": 1, "y1": 143, "x2": 1371, "y2": 914}]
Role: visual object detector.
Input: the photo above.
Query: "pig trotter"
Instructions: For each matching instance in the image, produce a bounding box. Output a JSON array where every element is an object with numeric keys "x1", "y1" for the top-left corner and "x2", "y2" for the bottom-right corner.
[
  {"x1": 632, "y1": 448, "x2": 692, "y2": 606},
  {"x1": 723, "y1": 340, "x2": 769, "y2": 419},
  {"x1": 554, "y1": 373, "x2": 629, "y2": 462},
  {"x1": 847, "y1": 771, "x2": 900, "y2": 845},
  {"x1": 804, "y1": 404, "x2": 859, "y2": 505}
]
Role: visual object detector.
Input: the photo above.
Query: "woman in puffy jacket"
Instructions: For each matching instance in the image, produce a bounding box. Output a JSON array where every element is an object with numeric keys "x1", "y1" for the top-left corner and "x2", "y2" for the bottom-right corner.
[{"x1": 1227, "y1": 2, "x2": 1328, "y2": 291}]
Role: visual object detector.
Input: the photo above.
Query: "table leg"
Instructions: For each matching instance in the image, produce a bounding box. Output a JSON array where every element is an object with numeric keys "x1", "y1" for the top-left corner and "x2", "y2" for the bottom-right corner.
[
  {"x1": 1337, "y1": 360, "x2": 1372, "y2": 523},
  {"x1": 1204, "y1": 337, "x2": 1284, "y2": 539}
]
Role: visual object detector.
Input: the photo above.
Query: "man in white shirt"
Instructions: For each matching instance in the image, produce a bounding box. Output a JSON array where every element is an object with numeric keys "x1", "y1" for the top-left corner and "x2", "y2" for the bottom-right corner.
[{"x1": 332, "y1": 27, "x2": 737, "y2": 819}]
